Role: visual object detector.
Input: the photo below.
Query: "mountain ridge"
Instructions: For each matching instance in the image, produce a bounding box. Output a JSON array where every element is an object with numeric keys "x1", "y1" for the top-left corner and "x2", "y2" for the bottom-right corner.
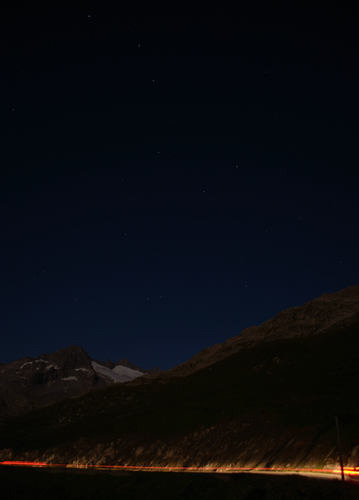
[
  {"x1": 142, "y1": 284, "x2": 359, "y2": 381},
  {"x1": 0, "y1": 345, "x2": 155, "y2": 419}
]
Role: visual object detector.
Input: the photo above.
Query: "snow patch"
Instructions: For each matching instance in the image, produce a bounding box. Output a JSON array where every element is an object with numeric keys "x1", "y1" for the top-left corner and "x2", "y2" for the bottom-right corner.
[
  {"x1": 61, "y1": 376, "x2": 77, "y2": 381},
  {"x1": 112, "y1": 364, "x2": 144, "y2": 378},
  {"x1": 20, "y1": 361, "x2": 33, "y2": 369},
  {"x1": 91, "y1": 361, "x2": 144, "y2": 383},
  {"x1": 20, "y1": 359, "x2": 48, "y2": 369},
  {"x1": 75, "y1": 368, "x2": 91, "y2": 373},
  {"x1": 45, "y1": 364, "x2": 60, "y2": 371}
]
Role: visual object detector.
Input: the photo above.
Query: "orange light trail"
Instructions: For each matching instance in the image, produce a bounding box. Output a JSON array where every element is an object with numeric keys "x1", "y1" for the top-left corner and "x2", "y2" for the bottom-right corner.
[{"x1": 1, "y1": 461, "x2": 358, "y2": 477}]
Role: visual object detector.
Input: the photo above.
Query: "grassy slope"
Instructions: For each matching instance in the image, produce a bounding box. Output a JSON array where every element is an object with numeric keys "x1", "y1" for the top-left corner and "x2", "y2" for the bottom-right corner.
[{"x1": 1, "y1": 323, "x2": 359, "y2": 456}]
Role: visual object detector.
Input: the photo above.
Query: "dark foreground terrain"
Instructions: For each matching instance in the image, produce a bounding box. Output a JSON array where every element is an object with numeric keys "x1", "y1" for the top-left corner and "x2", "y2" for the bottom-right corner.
[
  {"x1": 2, "y1": 287, "x2": 359, "y2": 469},
  {"x1": 1, "y1": 466, "x2": 358, "y2": 500}
]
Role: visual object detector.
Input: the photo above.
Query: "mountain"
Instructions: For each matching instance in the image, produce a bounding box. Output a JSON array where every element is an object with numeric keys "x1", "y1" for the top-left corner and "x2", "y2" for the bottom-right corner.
[
  {"x1": 154, "y1": 284, "x2": 359, "y2": 379},
  {"x1": 0, "y1": 345, "x2": 152, "y2": 420},
  {"x1": 93, "y1": 357, "x2": 162, "y2": 375},
  {"x1": 1, "y1": 285, "x2": 359, "y2": 471}
]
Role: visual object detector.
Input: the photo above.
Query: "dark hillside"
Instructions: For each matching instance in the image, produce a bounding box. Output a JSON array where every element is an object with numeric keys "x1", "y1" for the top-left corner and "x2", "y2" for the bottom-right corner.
[{"x1": 1, "y1": 319, "x2": 359, "y2": 469}]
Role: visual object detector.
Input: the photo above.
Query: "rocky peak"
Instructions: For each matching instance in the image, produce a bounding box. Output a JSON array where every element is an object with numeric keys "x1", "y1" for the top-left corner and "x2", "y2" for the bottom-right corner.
[
  {"x1": 0, "y1": 345, "x2": 148, "y2": 419},
  {"x1": 103, "y1": 359, "x2": 116, "y2": 369},
  {"x1": 116, "y1": 358, "x2": 147, "y2": 373},
  {"x1": 111, "y1": 358, "x2": 161, "y2": 375},
  {"x1": 93, "y1": 357, "x2": 154, "y2": 374},
  {"x1": 42, "y1": 345, "x2": 93, "y2": 376},
  {"x1": 147, "y1": 366, "x2": 162, "y2": 374}
]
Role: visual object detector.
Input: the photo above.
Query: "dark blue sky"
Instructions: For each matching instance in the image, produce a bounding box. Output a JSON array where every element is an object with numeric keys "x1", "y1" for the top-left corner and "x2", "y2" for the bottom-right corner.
[{"x1": 1, "y1": 2, "x2": 358, "y2": 370}]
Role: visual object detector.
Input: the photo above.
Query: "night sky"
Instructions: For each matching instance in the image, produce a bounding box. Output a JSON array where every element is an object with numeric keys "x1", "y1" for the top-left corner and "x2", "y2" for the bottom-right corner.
[{"x1": 1, "y1": 2, "x2": 358, "y2": 371}]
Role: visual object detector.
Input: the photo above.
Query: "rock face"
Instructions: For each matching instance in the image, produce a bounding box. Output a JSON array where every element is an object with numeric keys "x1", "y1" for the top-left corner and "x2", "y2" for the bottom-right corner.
[
  {"x1": 0, "y1": 345, "x2": 148, "y2": 419},
  {"x1": 159, "y1": 284, "x2": 359, "y2": 379}
]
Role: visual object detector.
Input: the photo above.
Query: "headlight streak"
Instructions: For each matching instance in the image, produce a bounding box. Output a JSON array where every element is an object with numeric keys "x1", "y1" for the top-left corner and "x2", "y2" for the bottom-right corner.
[{"x1": 1, "y1": 461, "x2": 359, "y2": 478}]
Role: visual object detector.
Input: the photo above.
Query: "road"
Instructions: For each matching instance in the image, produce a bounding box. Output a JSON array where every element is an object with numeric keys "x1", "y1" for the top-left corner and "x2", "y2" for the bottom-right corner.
[{"x1": 1, "y1": 460, "x2": 358, "y2": 481}]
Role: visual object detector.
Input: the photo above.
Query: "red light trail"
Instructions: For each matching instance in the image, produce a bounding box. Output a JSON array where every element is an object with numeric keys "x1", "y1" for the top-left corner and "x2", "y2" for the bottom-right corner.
[{"x1": 1, "y1": 461, "x2": 358, "y2": 478}]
